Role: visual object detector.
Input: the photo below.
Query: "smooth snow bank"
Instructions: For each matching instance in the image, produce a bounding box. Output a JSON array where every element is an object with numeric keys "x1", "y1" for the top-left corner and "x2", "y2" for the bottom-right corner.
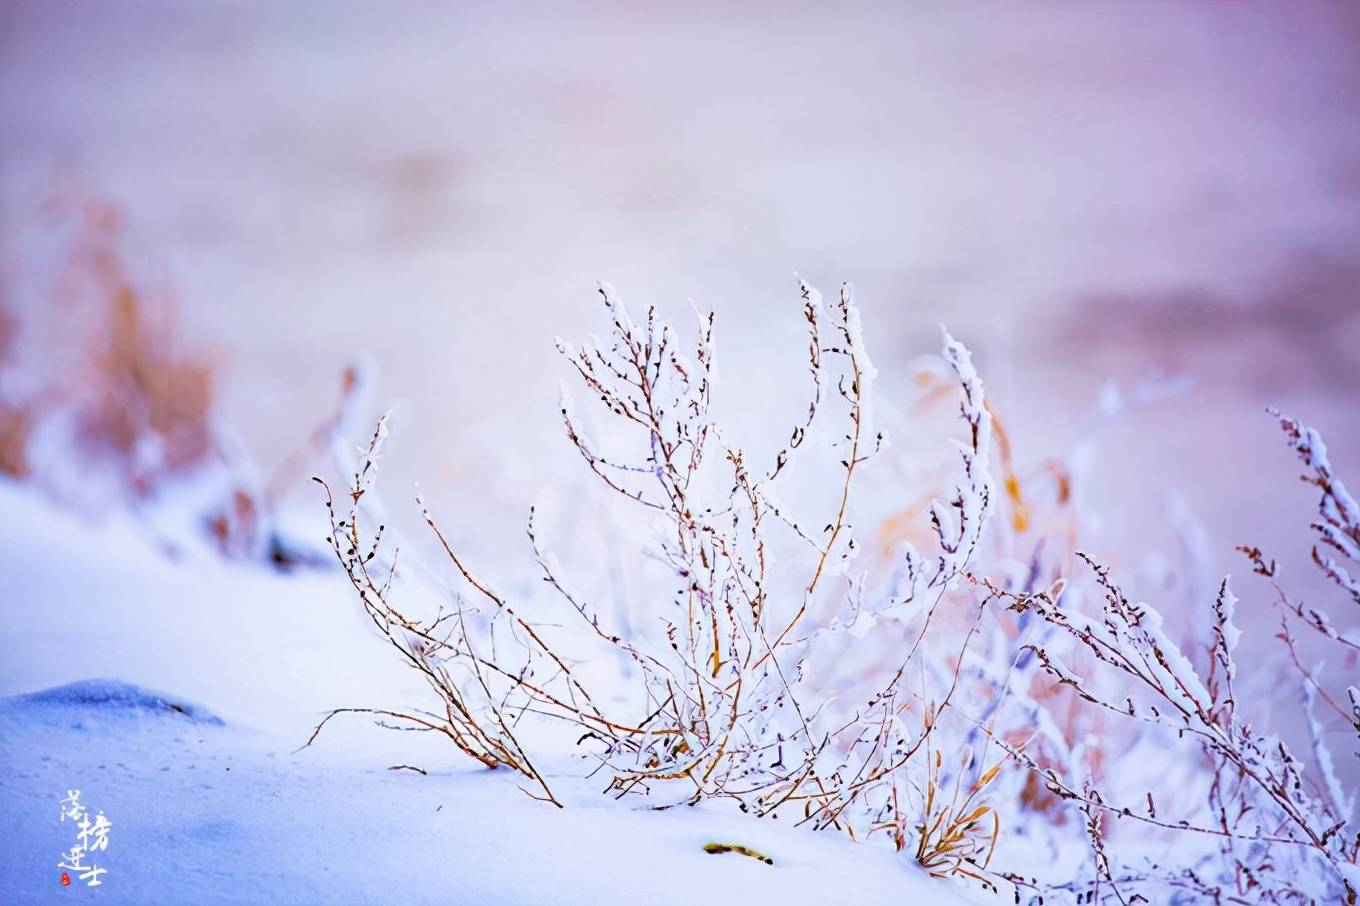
[
  {"x1": 10, "y1": 680, "x2": 226, "y2": 726},
  {"x1": 0, "y1": 678, "x2": 964, "y2": 905},
  {"x1": 0, "y1": 483, "x2": 970, "y2": 904}
]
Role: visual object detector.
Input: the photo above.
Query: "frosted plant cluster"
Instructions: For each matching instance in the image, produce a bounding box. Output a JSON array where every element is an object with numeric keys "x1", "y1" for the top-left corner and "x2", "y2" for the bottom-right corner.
[{"x1": 315, "y1": 281, "x2": 1358, "y2": 904}]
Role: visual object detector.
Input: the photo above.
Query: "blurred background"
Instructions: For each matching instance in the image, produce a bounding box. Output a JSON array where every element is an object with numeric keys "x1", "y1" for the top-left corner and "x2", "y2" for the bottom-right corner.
[{"x1": 2, "y1": 0, "x2": 1357, "y2": 601}]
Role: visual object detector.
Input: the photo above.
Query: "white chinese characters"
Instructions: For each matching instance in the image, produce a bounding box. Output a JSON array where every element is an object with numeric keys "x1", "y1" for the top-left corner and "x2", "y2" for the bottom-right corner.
[{"x1": 58, "y1": 790, "x2": 111, "y2": 887}]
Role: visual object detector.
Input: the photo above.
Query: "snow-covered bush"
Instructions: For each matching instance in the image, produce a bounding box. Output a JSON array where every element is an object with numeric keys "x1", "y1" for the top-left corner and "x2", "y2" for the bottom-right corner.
[
  {"x1": 315, "y1": 280, "x2": 1006, "y2": 882},
  {"x1": 979, "y1": 412, "x2": 1360, "y2": 903},
  {"x1": 316, "y1": 279, "x2": 1358, "y2": 902}
]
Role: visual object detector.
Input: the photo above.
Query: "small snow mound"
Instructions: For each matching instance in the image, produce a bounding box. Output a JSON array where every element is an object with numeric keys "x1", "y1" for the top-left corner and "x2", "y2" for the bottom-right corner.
[{"x1": 3, "y1": 679, "x2": 225, "y2": 725}]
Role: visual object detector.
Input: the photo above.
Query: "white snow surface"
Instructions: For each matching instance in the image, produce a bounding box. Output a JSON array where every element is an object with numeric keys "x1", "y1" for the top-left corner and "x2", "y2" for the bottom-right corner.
[{"x1": 0, "y1": 481, "x2": 969, "y2": 904}]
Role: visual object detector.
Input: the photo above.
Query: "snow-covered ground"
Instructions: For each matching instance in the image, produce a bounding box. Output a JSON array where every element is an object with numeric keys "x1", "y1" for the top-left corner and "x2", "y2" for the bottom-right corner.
[
  {"x1": 0, "y1": 481, "x2": 969, "y2": 903},
  {"x1": 1, "y1": 682, "x2": 961, "y2": 904}
]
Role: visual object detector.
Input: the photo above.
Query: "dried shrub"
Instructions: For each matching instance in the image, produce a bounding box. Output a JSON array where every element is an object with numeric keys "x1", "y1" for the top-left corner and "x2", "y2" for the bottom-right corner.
[
  {"x1": 6, "y1": 185, "x2": 220, "y2": 495},
  {"x1": 313, "y1": 276, "x2": 1358, "y2": 902},
  {"x1": 313, "y1": 281, "x2": 1006, "y2": 885},
  {"x1": 912, "y1": 739, "x2": 1002, "y2": 882},
  {"x1": 41, "y1": 191, "x2": 218, "y2": 492},
  {"x1": 77, "y1": 285, "x2": 217, "y2": 492},
  {"x1": 0, "y1": 403, "x2": 30, "y2": 479},
  {"x1": 0, "y1": 303, "x2": 29, "y2": 478},
  {"x1": 979, "y1": 411, "x2": 1360, "y2": 903}
]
